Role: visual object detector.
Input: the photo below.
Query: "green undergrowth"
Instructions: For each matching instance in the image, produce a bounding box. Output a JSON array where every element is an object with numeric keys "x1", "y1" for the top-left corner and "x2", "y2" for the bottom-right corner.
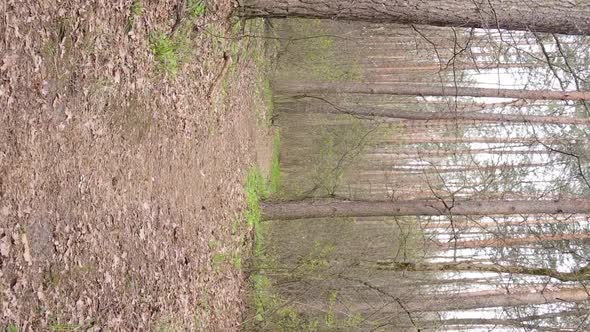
[
  {"x1": 125, "y1": 0, "x2": 143, "y2": 33},
  {"x1": 149, "y1": 0, "x2": 206, "y2": 77},
  {"x1": 208, "y1": 18, "x2": 275, "y2": 134},
  {"x1": 274, "y1": 19, "x2": 363, "y2": 83},
  {"x1": 243, "y1": 136, "x2": 360, "y2": 330},
  {"x1": 245, "y1": 166, "x2": 268, "y2": 255},
  {"x1": 187, "y1": 0, "x2": 206, "y2": 18},
  {"x1": 243, "y1": 133, "x2": 283, "y2": 329},
  {"x1": 149, "y1": 31, "x2": 179, "y2": 76},
  {"x1": 255, "y1": 78, "x2": 274, "y2": 127},
  {"x1": 249, "y1": 19, "x2": 277, "y2": 128},
  {"x1": 243, "y1": 167, "x2": 272, "y2": 327},
  {"x1": 270, "y1": 133, "x2": 281, "y2": 194}
]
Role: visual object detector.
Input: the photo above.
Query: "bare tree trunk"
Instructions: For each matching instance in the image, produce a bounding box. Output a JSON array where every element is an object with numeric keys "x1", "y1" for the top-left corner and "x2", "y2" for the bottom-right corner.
[
  {"x1": 411, "y1": 313, "x2": 585, "y2": 332},
  {"x1": 279, "y1": 82, "x2": 590, "y2": 101},
  {"x1": 365, "y1": 162, "x2": 554, "y2": 173},
  {"x1": 386, "y1": 148, "x2": 549, "y2": 157},
  {"x1": 408, "y1": 287, "x2": 590, "y2": 311},
  {"x1": 387, "y1": 137, "x2": 549, "y2": 144},
  {"x1": 367, "y1": 62, "x2": 540, "y2": 75},
  {"x1": 437, "y1": 232, "x2": 590, "y2": 249},
  {"x1": 421, "y1": 215, "x2": 588, "y2": 229},
  {"x1": 352, "y1": 108, "x2": 589, "y2": 125},
  {"x1": 239, "y1": 0, "x2": 590, "y2": 35},
  {"x1": 374, "y1": 261, "x2": 590, "y2": 282},
  {"x1": 261, "y1": 199, "x2": 590, "y2": 220},
  {"x1": 394, "y1": 311, "x2": 586, "y2": 331}
]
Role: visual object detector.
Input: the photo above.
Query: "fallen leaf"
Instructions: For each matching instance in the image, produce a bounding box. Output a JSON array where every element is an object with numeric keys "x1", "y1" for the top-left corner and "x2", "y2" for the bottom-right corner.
[
  {"x1": 22, "y1": 233, "x2": 32, "y2": 265},
  {"x1": 0, "y1": 236, "x2": 11, "y2": 257}
]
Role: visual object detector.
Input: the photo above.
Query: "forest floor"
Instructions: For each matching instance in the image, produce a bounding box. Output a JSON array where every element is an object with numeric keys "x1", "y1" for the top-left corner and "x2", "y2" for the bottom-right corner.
[{"x1": 1, "y1": 0, "x2": 276, "y2": 330}]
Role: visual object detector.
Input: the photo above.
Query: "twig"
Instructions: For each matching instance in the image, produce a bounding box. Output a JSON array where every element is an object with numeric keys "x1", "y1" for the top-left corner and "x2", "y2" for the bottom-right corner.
[{"x1": 207, "y1": 52, "x2": 232, "y2": 99}]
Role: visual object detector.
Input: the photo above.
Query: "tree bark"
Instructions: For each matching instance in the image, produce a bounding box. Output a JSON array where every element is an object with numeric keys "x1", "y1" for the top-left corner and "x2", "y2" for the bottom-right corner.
[
  {"x1": 395, "y1": 312, "x2": 585, "y2": 331},
  {"x1": 365, "y1": 162, "x2": 553, "y2": 173},
  {"x1": 438, "y1": 233, "x2": 590, "y2": 249},
  {"x1": 260, "y1": 198, "x2": 590, "y2": 220},
  {"x1": 239, "y1": 0, "x2": 590, "y2": 36},
  {"x1": 409, "y1": 313, "x2": 585, "y2": 332},
  {"x1": 374, "y1": 261, "x2": 590, "y2": 282},
  {"x1": 279, "y1": 82, "x2": 590, "y2": 101},
  {"x1": 409, "y1": 287, "x2": 590, "y2": 312},
  {"x1": 352, "y1": 108, "x2": 590, "y2": 125},
  {"x1": 386, "y1": 137, "x2": 553, "y2": 144}
]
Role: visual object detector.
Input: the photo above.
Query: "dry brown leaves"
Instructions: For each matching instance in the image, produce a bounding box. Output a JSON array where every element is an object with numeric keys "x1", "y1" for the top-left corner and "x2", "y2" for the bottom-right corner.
[{"x1": 1, "y1": 0, "x2": 268, "y2": 330}]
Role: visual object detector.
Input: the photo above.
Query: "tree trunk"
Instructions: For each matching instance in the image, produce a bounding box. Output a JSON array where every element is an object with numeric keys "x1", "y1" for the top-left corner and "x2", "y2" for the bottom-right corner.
[
  {"x1": 387, "y1": 137, "x2": 551, "y2": 144},
  {"x1": 374, "y1": 261, "x2": 590, "y2": 282},
  {"x1": 411, "y1": 313, "x2": 585, "y2": 332},
  {"x1": 279, "y1": 82, "x2": 590, "y2": 101},
  {"x1": 438, "y1": 233, "x2": 590, "y2": 249},
  {"x1": 239, "y1": 0, "x2": 590, "y2": 35},
  {"x1": 395, "y1": 312, "x2": 585, "y2": 331},
  {"x1": 408, "y1": 287, "x2": 590, "y2": 312},
  {"x1": 385, "y1": 148, "x2": 548, "y2": 157},
  {"x1": 365, "y1": 162, "x2": 554, "y2": 173},
  {"x1": 260, "y1": 198, "x2": 590, "y2": 220},
  {"x1": 421, "y1": 215, "x2": 588, "y2": 229},
  {"x1": 350, "y1": 108, "x2": 590, "y2": 125}
]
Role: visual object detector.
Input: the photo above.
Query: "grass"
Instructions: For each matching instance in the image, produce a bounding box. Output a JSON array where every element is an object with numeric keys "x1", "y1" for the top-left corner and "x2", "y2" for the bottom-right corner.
[
  {"x1": 325, "y1": 291, "x2": 337, "y2": 330},
  {"x1": 125, "y1": 0, "x2": 143, "y2": 33},
  {"x1": 149, "y1": 1, "x2": 207, "y2": 77},
  {"x1": 156, "y1": 316, "x2": 177, "y2": 332},
  {"x1": 149, "y1": 31, "x2": 179, "y2": 76},
  {"x1": 239, "y1": 26, "x2": 287, "y2": 318},
  {"x1": 244, "y1": 167, "x2": 274, "y2": 326},
  {"x1": 244, "y1": 167, "x2": 268, "y2": 256},
  {"x1": 7, "y1": 325, "x2": 19, "y2": 332},
  {"x1": 211, "y1": 253, "x2": 226, "y2": 272},
  {"x1": 269, "y1": 133, "x2": 281, "y2": 194},
  {"x1": 207, "y1": 239, "x2": 219, "y2": 249},
  {"x1": 254, "y1": 73, "x2": 274, "y2": 128},
  {"x1": 264, "y1": 79, "x2": 274, "y2": 125},
  {"x1": 232, "y1": 254, "x2": 242, "y2": 269},
  {"x1": 50, "y1": 323, "x2": 80, "y2": 331},
  {"x1": 250, "y1": 274, "x2": 278, "y2": 323},
  {"x1": 242, "y1": 125, "x2": 368, "y2": 330},
  {"x1": 187, "y1": 0, "x2": 206, "y2": 18},
  {"x1": 243, "y1": 142, "x2": 279, "y2": 325},
  {"x1": 274, "y1": 19, "x2": 363, "y2": 83},
  {"x1": 148, "y1": 28, "x2": 194, "y2": 77}
]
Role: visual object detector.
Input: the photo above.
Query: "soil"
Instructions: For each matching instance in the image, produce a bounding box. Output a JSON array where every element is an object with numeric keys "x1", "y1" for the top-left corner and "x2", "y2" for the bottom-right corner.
[{"x1": 0, "y1": 0, "x2": 272, "y2": 330}]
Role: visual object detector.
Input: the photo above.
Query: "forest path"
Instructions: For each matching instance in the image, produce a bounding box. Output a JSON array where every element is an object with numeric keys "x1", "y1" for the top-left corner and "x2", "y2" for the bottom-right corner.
[{"x1": 1, "y1": 1, "x2": 274, "y2": 330}]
